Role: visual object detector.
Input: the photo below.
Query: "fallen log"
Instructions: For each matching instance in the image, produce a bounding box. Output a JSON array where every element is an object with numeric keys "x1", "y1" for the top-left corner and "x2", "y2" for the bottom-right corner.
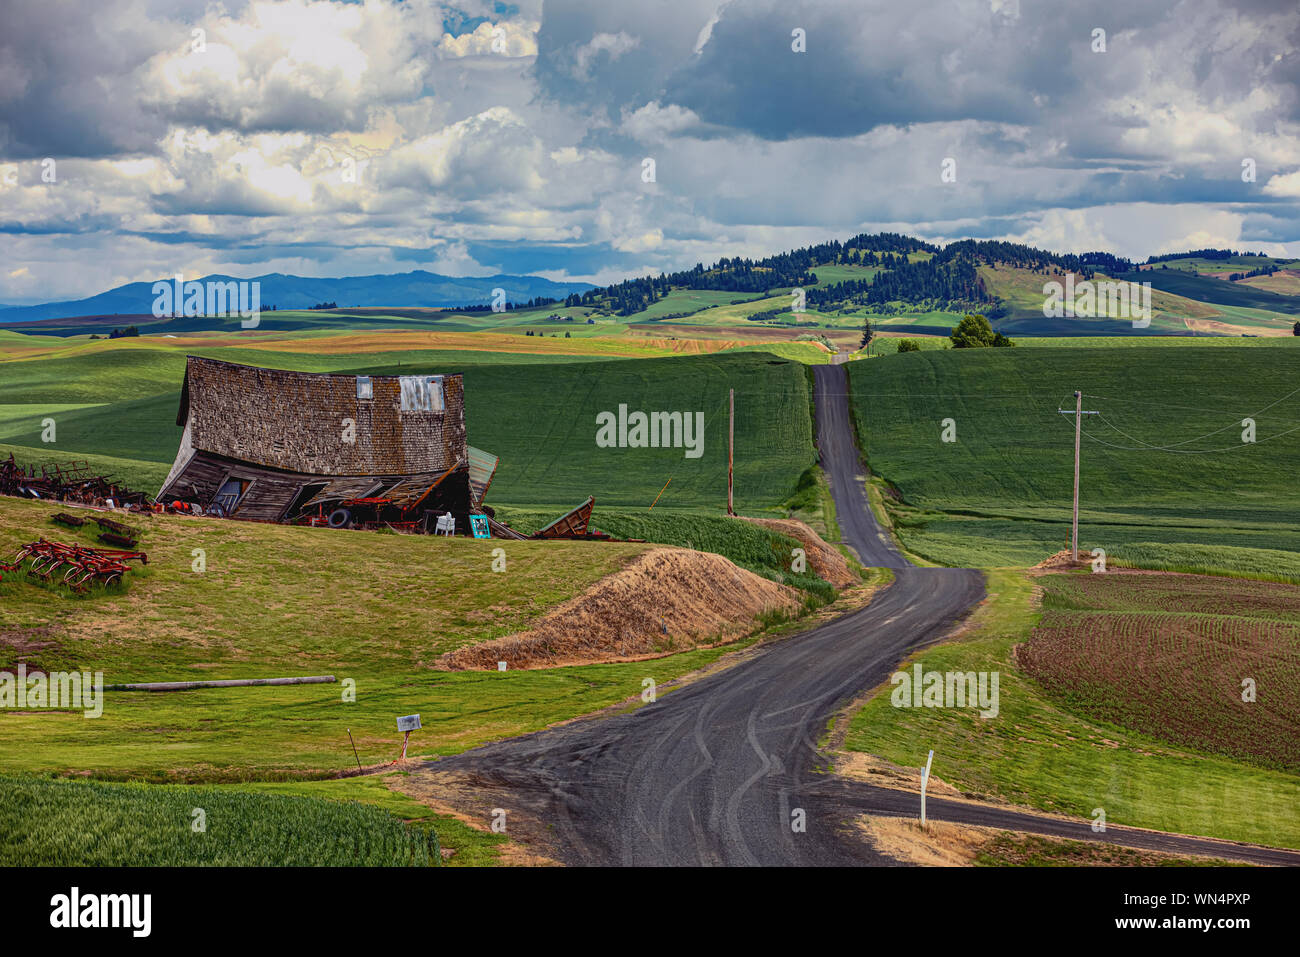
[
  {"x1": 104, "y1": 675, "x2": 337, "y2": 692},
  {"x1": 98, "y1": 532, "x2": 138, "y2": 548}
]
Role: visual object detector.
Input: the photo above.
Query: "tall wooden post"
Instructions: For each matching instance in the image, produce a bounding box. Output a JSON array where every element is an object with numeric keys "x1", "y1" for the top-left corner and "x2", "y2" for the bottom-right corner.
[
  {"x1": 727, "y1": 389, "x2": 735, "y2": 516},
  {"x1": 1058, "y1": 392, "x2": 1098, "y2": 562},
  {"x1": 1071, "y1": 390, "x2": 1082, "y2": 561}
]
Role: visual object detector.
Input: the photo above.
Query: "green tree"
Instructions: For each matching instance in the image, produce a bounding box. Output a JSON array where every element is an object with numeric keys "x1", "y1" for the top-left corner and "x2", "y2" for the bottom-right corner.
[
  {"x1": 896, "y1": 339, "x2": 920, "y2": 353},
  {"x1": 1293, "y1": 321, "x2": 1300, "y2": 336},
  {"x1": 949, "y1": 313, "x2": 996, "y2": 348},
  {"x1": 949, "y1": 313, "x2": 1015, "y2": 349}
]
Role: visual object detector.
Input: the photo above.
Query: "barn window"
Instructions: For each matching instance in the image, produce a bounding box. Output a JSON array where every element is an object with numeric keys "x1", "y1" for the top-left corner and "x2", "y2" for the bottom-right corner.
[
  {"x1": 399, "y1": 375, "x2": 445, "y2": 412},
  {"x1": 356, "y1": 376, "x2": 372, "y2": 400},
  {"x1": 211, "y1": 477, "x2": 251, "y2": 516}
]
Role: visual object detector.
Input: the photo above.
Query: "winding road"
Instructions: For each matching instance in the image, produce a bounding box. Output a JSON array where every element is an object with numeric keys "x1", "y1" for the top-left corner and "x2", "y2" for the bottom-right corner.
[{"x1": 420, "y1": 361, "x2": 1300, "y2": 867}]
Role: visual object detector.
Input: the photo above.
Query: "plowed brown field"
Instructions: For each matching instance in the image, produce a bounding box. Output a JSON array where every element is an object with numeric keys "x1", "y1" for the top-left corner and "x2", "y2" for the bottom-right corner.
[{"x1": 1018, "y1": 572, "x2": 1300, "y2": 770}]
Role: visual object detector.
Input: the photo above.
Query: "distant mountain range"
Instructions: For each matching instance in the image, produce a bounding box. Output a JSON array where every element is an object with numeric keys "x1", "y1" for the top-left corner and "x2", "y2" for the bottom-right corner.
[{"x1": 0, "y1": 271, "x2": 595, "y2": 324}]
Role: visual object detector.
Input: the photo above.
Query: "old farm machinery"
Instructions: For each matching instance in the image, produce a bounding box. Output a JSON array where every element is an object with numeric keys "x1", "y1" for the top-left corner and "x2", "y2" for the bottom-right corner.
[
  {"x1": 0, "y1": 454, "x2": 151, "y2": 508},
  {"x1": 1, "y1": 539, "x2": 148, "y2": 592}
]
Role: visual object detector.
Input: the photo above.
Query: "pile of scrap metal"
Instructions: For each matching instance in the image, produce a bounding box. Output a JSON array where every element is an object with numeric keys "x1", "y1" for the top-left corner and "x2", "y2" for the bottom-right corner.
[
  {"x1": 1, "y1": 539, "x2": 148, "y2": 591},
  {"x1": 486, "y1": 496, "x2": 616, "y2": 542},
  {"x1": 0, "y1": 454, "x2": 152, "y2": 508}
]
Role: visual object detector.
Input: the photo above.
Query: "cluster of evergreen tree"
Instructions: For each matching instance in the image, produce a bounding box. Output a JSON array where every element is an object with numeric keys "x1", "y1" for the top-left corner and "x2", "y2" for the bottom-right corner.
[
  {"x1": 108, "y1": 325, "x2": 140, "y2": 338},
  {"x1": 566, "y1": 232, "x2": 1175, "y2": 318},
  {"x1": 935, "y1": 240, "x2": 1133, "y2": 277},
  {"x1": 1228, "y1": 264, "x2": 1279, "y2": 281},
  {"x1": 841, "y1": 231, "x2": 938, "y2": 255},
  {"x1": 568, "y1": 232, "x2": 938, "y2": 316},
  {"x1": 807, "y1": 256, "x2": 990, "y2": 309},
  {"x1": 567, "y1": 257, "x2": 817, "y2": 316},
  {"x1": 1144, "y1": 248, "x2": 1275, "y2": 264},
  {"x1": 457, "y1": 295, "x2": 559, "y2": 313}
]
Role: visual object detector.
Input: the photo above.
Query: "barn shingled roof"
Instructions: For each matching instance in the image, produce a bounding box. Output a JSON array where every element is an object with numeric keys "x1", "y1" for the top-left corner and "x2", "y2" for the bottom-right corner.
[{"x1": 176, "y1": 356, "x2": 467, "y2": 476}]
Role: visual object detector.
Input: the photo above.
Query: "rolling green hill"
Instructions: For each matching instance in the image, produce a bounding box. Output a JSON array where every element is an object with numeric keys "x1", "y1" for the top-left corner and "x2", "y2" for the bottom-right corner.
[
  {"x1": 1, "y1": 348, "x2": 814, "y2": 512},
  {"x1": 847, "y1": 343, "x2": 1300, "y2": 575},
  {"x1": 372, "y1": 353, "x2": 816, "y2": 510},
  {"x1": 1124, "y1": 269, "x2": 1300, "y2": 315}
]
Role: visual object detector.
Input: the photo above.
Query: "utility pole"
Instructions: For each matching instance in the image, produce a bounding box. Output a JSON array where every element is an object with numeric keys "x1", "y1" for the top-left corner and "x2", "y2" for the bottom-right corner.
[
  {"x1": 1058, "y1": 391, "x2": 1099, "y2": 561},
  {"x1": 727, "y1": 388, "x2": 735, "y2": 516}
]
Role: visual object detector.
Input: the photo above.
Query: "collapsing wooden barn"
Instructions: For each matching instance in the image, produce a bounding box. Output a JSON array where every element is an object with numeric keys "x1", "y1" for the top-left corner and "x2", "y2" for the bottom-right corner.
[{"x1": 157, "y1": 357, "x2": 497, "y2": 533}]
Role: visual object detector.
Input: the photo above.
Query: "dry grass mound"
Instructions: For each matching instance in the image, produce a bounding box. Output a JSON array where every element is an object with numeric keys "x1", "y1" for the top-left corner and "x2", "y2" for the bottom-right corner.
[
  {"x1": 742, "y1": 517, "x2": 856, "y2": 588},
  {"x1": 438, "y1": 547, "x2": 802, "y2": 670},
  {"x1": 1030, "y1": 549, "x2": 1091, "y2": 573}
]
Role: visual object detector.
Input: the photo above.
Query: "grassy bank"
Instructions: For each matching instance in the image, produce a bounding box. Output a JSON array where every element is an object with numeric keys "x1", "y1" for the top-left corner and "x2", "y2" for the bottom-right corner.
[{"x1": 841, "y1": 569, "x2": 1300, "y2": 848}]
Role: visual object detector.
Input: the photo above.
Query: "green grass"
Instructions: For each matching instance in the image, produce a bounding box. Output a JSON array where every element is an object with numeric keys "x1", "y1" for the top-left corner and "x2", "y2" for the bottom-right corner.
[
  {"x1": 779, "y1": 465, "x2": 841, "y2": 544},
  {"x1": 2, "y1": 349, "x2": 816, "y2": 511},
  {"x1": 0, "y1": 496, "x2": 647, "y2": 676},
  {"x1": 621, "y1": 289, "x2": 764, "y2": 321},
  {"x1": 846, "y1": 344, "x2": 1300, "y2": 571},
  {"x1": 637, "y1": 294, "x2": 791, "y2": 327},
  {"x1": 492, "y1": 505, "x2": 837, "y2": 600},
  {"x1": 842, "y1": 569, "x2": 1300, "y2": 848},
  {"x1": 1122, "y1": 268, "x2": 1300, "y2": 315},
  {"x1": 1010, "y1": 335, "x2": 1300, "y2": 349},
  {"x1": 810, "y1": 264, "x2": 883, "y2": 285},
  {"x1": 0, "y1": 442, "x2": 164, "y2": 495},
  {"x1": 720, "y1": 341, "x2": 834, "y2": 363},
  {"x1": 0, "y1": 774, "x2": 440, "y2": 865},
  {"x1": 407, "y1": 353, "x2": 815, "y2": 510},
  {"x1": 0, "y1": 496, "x2": 807, "y2": 779},
  {"x1": 871, "y1": 309, "x2": 964, "y2": 330},
  {"x1": 234, "y1": 773, "x2": 508, "y2": 865},
  {"x1": 1144, "y1": 256, "x2": 1299, "y2": 274}
]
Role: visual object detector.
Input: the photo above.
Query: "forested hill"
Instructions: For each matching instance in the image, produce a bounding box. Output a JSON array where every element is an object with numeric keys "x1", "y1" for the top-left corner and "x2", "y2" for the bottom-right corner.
[
  {"x1": 573, "y1": 233, "x2": 1136, "y2": 317},
  {"x1": 569, "y1": 232, "x2": 938, "y2": 315}
]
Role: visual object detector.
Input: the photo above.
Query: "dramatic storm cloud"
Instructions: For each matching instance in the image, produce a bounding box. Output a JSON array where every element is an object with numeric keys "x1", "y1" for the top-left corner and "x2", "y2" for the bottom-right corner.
[{"x1": 1, "y1": 0, "x2": 1298, "y2": 300}]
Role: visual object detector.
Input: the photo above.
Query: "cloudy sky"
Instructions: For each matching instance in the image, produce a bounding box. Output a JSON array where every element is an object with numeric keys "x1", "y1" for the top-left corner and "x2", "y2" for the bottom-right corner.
[{"x1": 2, "y1": 0, "x2": 1299, "y2": 302}]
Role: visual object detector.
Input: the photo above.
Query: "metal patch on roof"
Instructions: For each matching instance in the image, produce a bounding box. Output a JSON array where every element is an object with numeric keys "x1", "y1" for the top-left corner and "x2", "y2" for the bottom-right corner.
[{"x1": 400, "y1": 375, "x2": 444, "y2": 412}]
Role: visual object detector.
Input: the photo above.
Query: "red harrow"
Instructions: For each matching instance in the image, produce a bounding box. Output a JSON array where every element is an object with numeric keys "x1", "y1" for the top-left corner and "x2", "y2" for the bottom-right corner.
[{"x1": 1, "y1": 539, "x2": 148, "y2": 592}]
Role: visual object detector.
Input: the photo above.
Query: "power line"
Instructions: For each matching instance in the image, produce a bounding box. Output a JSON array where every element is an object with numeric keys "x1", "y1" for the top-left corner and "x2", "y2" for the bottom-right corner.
[{"x1": 1079, "y1": 422, "x2": 1300, "y2": 454}]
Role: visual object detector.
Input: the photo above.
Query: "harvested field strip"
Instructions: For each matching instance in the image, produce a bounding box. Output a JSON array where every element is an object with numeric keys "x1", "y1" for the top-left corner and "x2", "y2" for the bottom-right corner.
[
  {"x1": 1040, "y1": 569, "x2": 1300, "y2": 619},
  {"x1": 438, "y1": 547, "x2": 803, "y2": 669},
  {"x1": 1021, "y1": 572, "x2": 1300, "y2": 771}
]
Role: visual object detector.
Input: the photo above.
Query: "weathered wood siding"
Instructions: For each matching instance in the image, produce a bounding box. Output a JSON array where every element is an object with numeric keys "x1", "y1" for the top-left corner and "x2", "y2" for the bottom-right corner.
[{"x1": 176, "y1": 357, "x2": 467, "y2": 476}]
